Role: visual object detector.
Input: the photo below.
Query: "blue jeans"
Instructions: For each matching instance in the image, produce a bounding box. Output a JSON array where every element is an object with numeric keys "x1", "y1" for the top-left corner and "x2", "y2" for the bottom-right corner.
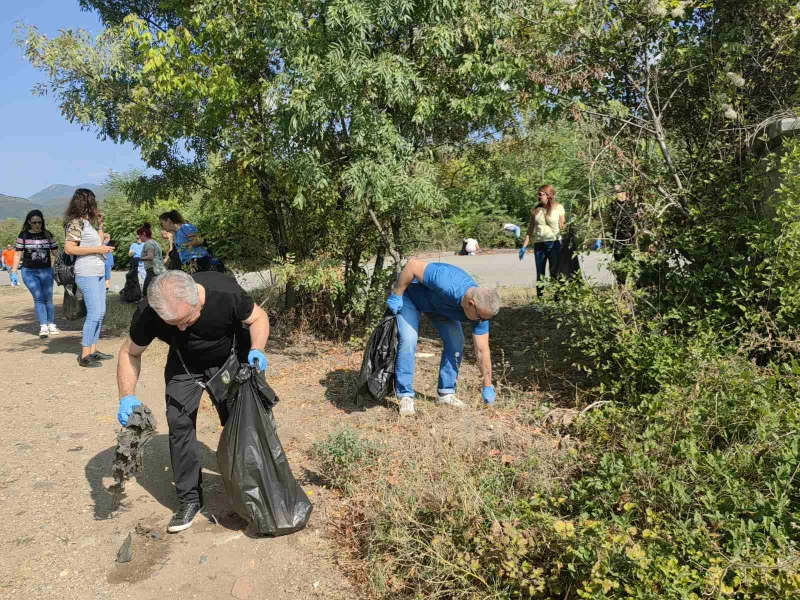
[
  {"x1": 534, "y1": 240, "x2": 561, "y2": 293},
  {"x1": 75, "y1": 275, "x2": 107, "y2": 347},
  {"x1": 20, "y1": 268, "x2": 55, "y2": 326},
  {"x1": 395, "y1": 297, "x2": 465, "y2": 398},
  {"x1": 5, "y1": 266, "x2": 18, "y2": 286}
]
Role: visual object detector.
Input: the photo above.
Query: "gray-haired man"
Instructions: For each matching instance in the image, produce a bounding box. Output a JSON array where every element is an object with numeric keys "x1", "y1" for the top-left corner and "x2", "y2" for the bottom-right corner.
[
  {"x1": 386, "y1": 258, "x2": 501, "y2": 416},
  {"x1": 115, "y1": 270, "x2": 270, "y2": 532}
]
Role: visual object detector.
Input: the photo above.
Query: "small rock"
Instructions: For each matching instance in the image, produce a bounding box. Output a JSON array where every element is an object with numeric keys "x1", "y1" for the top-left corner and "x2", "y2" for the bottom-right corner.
[
  {"x1": 151, "y1": 530, "x2": 162, "y2": 540},
  {"x1": 116, "y1": 533, "x2": 133, "y2": 563},
  {"x1": 199, "y1": 555, "x2": 208, "y2": 565},
  {"x1": 231, "y1": 575, "x2": 253, "y2": 599},
  {"x1": 313, "y1": 581, "x2": 320, "y2": 589},
  {"x1": 59, "y1": 569, "x2": 70, "y2": 578}
]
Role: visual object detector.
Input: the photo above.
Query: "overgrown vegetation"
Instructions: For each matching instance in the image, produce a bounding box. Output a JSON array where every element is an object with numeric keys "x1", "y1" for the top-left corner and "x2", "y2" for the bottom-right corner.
[{"x1": 18, "y1": 0, "x2": 800, "y2": 597}]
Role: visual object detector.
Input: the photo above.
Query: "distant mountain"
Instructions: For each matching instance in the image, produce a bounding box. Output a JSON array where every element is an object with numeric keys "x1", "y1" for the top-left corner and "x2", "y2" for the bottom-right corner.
[
  {"x1": 0, "y1": 194, "x2": 48, "y2": 221},
  {"x1": 27, "y1": 183, "x2": 109, "y2": 206},
  {"x1": 0, "y1": 182, "x2": 110, "y2": 221}
]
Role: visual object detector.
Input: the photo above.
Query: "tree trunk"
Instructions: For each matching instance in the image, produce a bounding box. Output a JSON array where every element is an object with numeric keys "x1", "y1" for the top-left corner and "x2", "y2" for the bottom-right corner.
[
  {"x1": 366, "y1": 242, "x2": 387, "y2": 323},
  {"x1": 257, "y1": 170, "x2": 296, "y2": 308},
  {"x1": 390, "y1": 213, "x2": 403, "y2": 277}
]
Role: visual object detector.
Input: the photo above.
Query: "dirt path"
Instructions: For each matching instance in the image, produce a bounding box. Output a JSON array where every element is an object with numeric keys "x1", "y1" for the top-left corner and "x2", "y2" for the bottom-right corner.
[
  {"x1": 0, "y1": 274, "x2": 574, "y2": 599},
  {"x1": 0, "y1": 286, "x2": 361, "y2": 600}
]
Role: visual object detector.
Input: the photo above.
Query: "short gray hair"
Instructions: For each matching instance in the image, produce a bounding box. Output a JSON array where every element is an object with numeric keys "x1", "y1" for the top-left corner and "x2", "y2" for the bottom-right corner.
[
  {"x1": 473, "y1": 287, "x2": 501, "y2": 318},
  {"x1": 147, "y1": 270, "x2": 199, "y2": 320}
]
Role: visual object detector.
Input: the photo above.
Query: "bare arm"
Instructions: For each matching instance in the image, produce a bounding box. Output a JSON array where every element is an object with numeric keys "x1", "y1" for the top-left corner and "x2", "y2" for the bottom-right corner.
[
  {"x1": 392, "y1": 258, "x2": 428, "y2": 296},
  {"x1": 473, "y1": 333, "x2": 493, "y2": 387},
  {"x1": 117, "y1": 338, "x2": 148, "y2": 398},
  {"x1": 522, "y1": 211, "x2": 537, "y2": 249},
  {"x1": 65, "y1": 240, "x2": 112, "y2": 256},
  {"x1": 140, "y1": 247, "x2": 155, "y2": 261},
  {"x1": 12, "y1": 250, "x2": 22, "y2": 271},
  {"x1": 243, "y1": 305, "x2": 270, "y2": 350}
]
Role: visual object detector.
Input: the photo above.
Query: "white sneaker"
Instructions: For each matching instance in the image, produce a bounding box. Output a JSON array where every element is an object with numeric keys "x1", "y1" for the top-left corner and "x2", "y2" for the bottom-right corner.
[
  {"x1": 437, "y1": 394, "x2": 467, "y2": 409},
  {"x1": 48, "y1": 324, "x2": 61, "y2": 335},
  {"x1": 399, "y1": 397, "x2": 416, "y2": 416},
  {"x1": 39, "y1": 325, "x2": 49, "y2": 339}
]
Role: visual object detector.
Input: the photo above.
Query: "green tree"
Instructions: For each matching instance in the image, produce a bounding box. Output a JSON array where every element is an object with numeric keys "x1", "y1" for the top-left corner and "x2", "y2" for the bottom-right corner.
[{"x1": 21, "y1": 0, "x2": 530, "y2": 320}]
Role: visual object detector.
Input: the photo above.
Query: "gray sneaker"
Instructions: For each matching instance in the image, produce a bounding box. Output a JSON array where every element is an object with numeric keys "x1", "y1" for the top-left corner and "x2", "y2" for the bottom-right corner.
[{"x1": 437, "y1": 394, "x2": 467, "y2": 409}]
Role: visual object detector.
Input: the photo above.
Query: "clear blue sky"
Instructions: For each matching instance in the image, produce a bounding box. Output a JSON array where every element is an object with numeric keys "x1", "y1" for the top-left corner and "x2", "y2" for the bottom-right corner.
[{"x1": 0, "y1": 1, "x2": 147, "y2": 198}]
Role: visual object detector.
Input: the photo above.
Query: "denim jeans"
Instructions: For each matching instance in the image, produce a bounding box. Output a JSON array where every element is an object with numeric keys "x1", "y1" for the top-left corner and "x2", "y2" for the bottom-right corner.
[
  {"x1": 534, "y1": 240, "x2": 561, "y2": 293},
  {"x1": 4, "y1": 266, "x2": 18, "y2": 286},
  {"x1": 395, "y1": 296, "x2": 465, "y2": 398},
  {"x1": 75, "y1": 275, "x2": 107, "y2": 347},
  {"x1": 20, "y1": 267, "x2": 55, "y2": 325}
]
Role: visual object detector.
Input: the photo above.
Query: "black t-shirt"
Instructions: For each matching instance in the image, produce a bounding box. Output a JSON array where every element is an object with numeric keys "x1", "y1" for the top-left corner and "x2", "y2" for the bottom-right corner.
[
  {"x1": 16, "y1": 230, "x2": 58, "y2": 269},
  {"x1": 129, "y1": 272, "x2": 254, "y2": 373}
]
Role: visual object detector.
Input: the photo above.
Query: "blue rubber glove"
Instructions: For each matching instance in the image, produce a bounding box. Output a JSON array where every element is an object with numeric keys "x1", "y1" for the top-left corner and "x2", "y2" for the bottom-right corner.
[
  {"x1": 482, "y1": 385, "x2": 496, "y2": 405},
  {"x1": 519, "y1": 247, "x2": 527, "y2": 261},
  {"x1": 118, "y1": 395, "x2": 142, "y2": 427},
  {"x1": 386, "y1": 293, "x2": 404, "y2": 315},
  {"x1": 248, "y1": 349, "x2": 268, "y2": 372}
]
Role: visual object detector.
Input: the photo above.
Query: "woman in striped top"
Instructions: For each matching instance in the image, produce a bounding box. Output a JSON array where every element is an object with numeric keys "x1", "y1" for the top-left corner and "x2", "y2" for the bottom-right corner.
[{"x1": 12, "y1": 210, "x2": 60, "y2": 338}]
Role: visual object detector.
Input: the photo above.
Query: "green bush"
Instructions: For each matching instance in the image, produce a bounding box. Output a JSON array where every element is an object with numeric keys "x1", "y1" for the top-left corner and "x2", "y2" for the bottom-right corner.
[{"x1": 311, "y1": 428, "x2": 377, "y2": 493}]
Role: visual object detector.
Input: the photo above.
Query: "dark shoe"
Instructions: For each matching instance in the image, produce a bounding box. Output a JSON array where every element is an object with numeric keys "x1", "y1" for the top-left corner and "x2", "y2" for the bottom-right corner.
[
  {"x1": 168, "y1": 502, "x2": 203, "y2": 533},
  {"x1": 92, "y1": 350, "x2": 114, "y2": 360},
  {"x1": 77, "y1": 356, "x2": 102, "y2": 368}
]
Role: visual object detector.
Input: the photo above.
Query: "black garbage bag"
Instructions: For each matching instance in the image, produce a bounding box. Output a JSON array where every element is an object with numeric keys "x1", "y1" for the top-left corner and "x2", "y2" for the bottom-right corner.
[
  {"x1": 63, "y1": 283, "x2": 87, "y2": 321},
  {"x1": 120, "y1": 257, "x2": 143, "y2": 303},
  {"x1": 217, "y1": 365, "x2": 312, "y2": 536},
  {"x1": 355, "y1": 313, "x2": 398, "y2": 407},
  {"x1": 112, "y1": 404, "x2": 158, "y2": 491},
  {"x1": 558, "y1": 227, "x2": 581, "y2": 280}
]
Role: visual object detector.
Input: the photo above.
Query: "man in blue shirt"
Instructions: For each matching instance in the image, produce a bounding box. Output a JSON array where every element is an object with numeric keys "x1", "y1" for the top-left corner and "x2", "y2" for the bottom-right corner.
[
  {"x1": 386, "y1": 258, "x2": 501, "y2": 416},
  {"x1": 128, "y1": 235, "x2": 146, "y2": 284}
]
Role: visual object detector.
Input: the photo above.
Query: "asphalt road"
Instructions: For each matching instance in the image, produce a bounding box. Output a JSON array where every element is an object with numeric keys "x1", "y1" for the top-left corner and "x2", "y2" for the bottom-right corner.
[{"x1": 0, "y1": 251, "x2": 615, "y2": 291}]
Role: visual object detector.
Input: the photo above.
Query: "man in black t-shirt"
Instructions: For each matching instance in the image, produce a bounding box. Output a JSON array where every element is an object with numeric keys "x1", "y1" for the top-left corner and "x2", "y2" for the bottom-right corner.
[{"x1": 115, "y1": 270, "x2": 271, "y2": 532}]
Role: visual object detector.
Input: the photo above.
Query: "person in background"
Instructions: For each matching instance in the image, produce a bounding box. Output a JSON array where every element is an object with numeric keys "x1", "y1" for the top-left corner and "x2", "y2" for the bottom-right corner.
[
  {"x1": 64, "y1": 188, "x2": 115, "y2": 368},
  {"x1": 103, "y1": 233, "x2": 116, "y2": 292},
  {"x1": 128, "y1": 233, "x2": 146, "y2": 285},
  {"x1": 519, "y1": 184, "x2": 566, "y2": 295},
  {"x1": 458, "y1": 238, "x2": 481, "y2": 256},
  {"x1": 162, "y1": 230, "x2": 181, "y2": 270},
  {"x1": 12, "y1": 210, "x2": 59, "y2": 337},
  {"x1": 386, "y1": 258, "x2": 501, "y2": 416},
  {"x1": 611, "y1": 184, "x2": 636, "y2": 285},
  {"x1": 502, "y1": 223, "x2": 521, "y2": 239},
  {"x1": 158, "y1": 210, "x2": 224, "y2": 272},
  {"x1": 138, "y1": 222, "x2": 166, "y2": 295},
  {"x1": 2, "y1": 243, "x2": 19, "y2": 287}
]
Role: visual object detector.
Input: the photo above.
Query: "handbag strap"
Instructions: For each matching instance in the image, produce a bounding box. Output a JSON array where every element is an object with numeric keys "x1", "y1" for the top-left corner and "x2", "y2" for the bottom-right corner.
[{"x1": 172, "y1": 332, "x2": 237, "y2": 389}]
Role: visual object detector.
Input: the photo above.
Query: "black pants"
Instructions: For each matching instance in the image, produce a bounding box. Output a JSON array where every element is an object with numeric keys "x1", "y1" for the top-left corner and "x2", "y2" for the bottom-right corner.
[
  {"x1": 165, "y1": 362, "x2": 231, "y2": 505},
  {"x1": 143, "y1": 267, "x2": 155, "y2": 296}
]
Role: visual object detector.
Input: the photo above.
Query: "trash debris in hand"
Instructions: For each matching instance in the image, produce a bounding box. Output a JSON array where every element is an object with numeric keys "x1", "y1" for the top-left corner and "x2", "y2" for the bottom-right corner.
[{"x1": 112, "y1": 404, "x2": 157, "y2": 491}]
